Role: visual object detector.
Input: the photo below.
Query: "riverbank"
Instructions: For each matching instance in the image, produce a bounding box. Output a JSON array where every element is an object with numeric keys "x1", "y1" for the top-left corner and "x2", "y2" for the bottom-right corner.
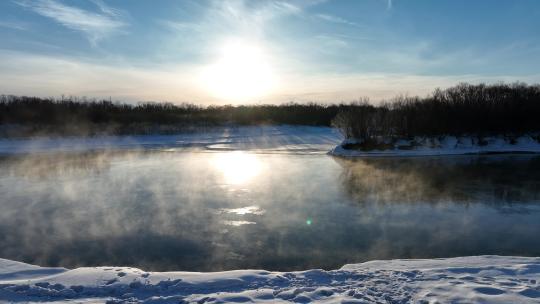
[
  {"x1": 330, "y1": 135, "x2": 540, "y2": 157},
  {"x1": 1, "y1": 256, "x2": 538, "y2": 303}
]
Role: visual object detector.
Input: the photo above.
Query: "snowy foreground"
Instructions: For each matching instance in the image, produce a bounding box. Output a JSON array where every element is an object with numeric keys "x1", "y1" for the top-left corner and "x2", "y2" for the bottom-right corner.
[
  {"x1": 1, "y1": 256, "x2": 539, "y2": 303},
  {"x1": 330, "y1": 135, "x2": 540, "y2": 157}
]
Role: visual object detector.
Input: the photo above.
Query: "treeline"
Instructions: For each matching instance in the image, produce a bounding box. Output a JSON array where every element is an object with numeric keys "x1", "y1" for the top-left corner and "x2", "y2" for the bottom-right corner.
[
  {"x1": 332, "y1": 82, "x2": 540, "y2": 140},
  {"x1": 0, "y1": 95, "x2": 356, "y2": 136},
  {"x1": 2, "y1": 82, "x2": 540, "y2": 138}
]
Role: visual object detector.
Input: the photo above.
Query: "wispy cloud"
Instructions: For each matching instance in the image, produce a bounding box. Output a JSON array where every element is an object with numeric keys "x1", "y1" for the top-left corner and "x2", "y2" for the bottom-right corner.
[
  {"x1": 15, "y1": 0, "x2": 127, "y2": 45},
  {"x1": 216, "y1": 0, "x2": 303, "y2": 30},
  {"x1": 0, "y1": 20, "x2": 29, "y2": 31},
  {"x1": 89, "y1": 0, "x2": 125, "y2": 18},
  {"x1": 157, "y1": 0, "x2": 336, "y2": 55},
  {"x1": 262, "y1": 1, "x2": 302, "y2": 17},
  {"x1": 315, "y1": 13, "x2": 360, "y2": 27},
  {"x1": 159, "y1": 20, "x2": 202, "y2": 33},
  {"x1": 157, "y1": 0, "x2": 310, "y2": 51},
  {"x1": 315, "y1": 34, "x2": 349, "y2": 49}
]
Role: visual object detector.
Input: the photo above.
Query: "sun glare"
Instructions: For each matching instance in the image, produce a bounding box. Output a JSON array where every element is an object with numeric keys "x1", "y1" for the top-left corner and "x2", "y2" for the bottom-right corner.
[
  {"x1": 213, "y1": 151, "x2": 262, "y2": 184},
  {"x1": 201, "y1": 40, "x2": 276, "y2": 101}
]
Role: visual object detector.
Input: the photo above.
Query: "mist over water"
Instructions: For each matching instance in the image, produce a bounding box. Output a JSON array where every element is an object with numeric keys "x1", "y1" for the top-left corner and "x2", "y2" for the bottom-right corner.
[{"x1": 1, "y1": 151, "x2": 540, "y2": 271}]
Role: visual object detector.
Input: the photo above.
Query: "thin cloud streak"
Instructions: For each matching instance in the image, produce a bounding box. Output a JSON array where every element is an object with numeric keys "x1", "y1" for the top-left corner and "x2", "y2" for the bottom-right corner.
[
  {"x1": 159, "y1": 20, "x2": 202, "y2": 33},
  {"x1": 89, "y1": 0, "x2": 125, "y2": 18},
  {"x1": 0, "y1": 20, "x2": 29, "y2": 31},
  {"x1": 315, "y1": 14, "x2": 360, "y2": 27},
  {"x1": 15, "y1": 0, "x2": 126, "y2": 45},
  {"x1": 160, "y1": 0, "x2": 322, "y2": 38}
]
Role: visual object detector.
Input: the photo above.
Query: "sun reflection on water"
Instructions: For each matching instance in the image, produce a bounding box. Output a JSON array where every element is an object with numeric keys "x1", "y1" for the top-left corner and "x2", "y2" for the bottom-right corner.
[
  {"x1": 212, "y1": 151, "x2": 262, "y2": 184},
  {"x1": 219, "y1": 206, "x2": 266, "y2": 215}
]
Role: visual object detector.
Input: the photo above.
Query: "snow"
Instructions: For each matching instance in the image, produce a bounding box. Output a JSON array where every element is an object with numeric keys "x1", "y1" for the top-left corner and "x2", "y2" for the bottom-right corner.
[
  {"x1": 0, "y1": 126, "x2": 342, "y2": 155},
  {"x1": 0, "y1": 256, "x2": 538, "y2": 303},
  {"x1": 330, "y1": 135, "x2": 540, "y2": 157}
]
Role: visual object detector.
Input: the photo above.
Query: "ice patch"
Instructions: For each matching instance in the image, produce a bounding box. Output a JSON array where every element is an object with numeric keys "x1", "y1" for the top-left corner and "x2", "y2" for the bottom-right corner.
[{"x1": 0, "y1": 126, "x2": 343, "y2": 155}]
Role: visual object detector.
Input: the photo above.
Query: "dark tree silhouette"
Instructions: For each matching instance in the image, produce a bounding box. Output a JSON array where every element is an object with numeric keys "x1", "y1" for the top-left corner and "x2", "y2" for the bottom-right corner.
[
  {"x1": 2, "y1": 82, "x2": 540, "y2": 138},
  {"x1": 332, "y1": 82, "x2": 540, "y2": 140}
]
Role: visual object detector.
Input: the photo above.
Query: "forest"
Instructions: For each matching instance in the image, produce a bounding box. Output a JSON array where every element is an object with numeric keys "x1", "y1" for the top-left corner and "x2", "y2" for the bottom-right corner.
[
  {"x1": 2, "y1": 82, "x2": 540, "y2": 138},
  {"x1": 332, "y1": 82, "x2": 540, "y2": 140}
]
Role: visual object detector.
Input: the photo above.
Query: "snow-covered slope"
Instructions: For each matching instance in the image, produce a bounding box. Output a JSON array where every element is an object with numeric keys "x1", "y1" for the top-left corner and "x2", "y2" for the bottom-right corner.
[
  {"x1": 0, "y1": 256, "x2": 538, "y2": 303},
  {"x1": 330, "y1": 135, "x2": 540, "y2": 157}
]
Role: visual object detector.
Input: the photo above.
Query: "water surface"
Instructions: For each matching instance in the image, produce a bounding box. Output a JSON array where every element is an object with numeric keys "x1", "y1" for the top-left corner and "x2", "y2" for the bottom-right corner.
[{"x1": 1, "y1": 150, "x2": 540, "y2": 271}]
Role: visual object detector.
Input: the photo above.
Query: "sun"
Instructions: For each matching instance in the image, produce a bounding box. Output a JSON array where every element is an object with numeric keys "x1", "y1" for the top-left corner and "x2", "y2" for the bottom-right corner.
[{"x1": 201, "y1": 39, "x2": 276, "y2": 101}]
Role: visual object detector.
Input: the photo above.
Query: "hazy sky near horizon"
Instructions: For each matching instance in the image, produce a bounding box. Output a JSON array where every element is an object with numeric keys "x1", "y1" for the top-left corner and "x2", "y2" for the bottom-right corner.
[{"x1": 1, "y1": 0, "x2": 540, "y2": 104}]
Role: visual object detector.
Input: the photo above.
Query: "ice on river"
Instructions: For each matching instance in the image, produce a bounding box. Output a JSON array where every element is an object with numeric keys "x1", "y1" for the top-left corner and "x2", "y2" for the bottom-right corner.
[{"x1": 0, "y1": 126, "x2": 342, "y2": 155}]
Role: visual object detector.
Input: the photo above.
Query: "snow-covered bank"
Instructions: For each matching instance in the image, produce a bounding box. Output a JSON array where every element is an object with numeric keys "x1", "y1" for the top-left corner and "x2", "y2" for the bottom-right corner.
[
  {"x1": 0, "y1": 256, "x2": 538, "y2": 303},
  {"x1": 330, "y1": 135, "x2": 540, "y2": 157},
  {"x1": 0, "y1": 126, "x2": 342, "y2": 155}
]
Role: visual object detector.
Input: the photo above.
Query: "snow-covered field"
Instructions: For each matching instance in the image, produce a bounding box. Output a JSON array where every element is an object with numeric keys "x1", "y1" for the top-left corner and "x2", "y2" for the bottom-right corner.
[
  {"x1": 330, "y1": 135, "x2": 540, "y2": 157},
  {"x1": 0, "y1": 256, "x2": 538, "y2": 303}
]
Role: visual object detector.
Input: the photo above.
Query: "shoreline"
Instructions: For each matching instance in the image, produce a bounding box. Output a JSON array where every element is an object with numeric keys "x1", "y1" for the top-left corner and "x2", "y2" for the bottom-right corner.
[{"x1": 329, "y1": 135, "x2": 540, "y2": 157}]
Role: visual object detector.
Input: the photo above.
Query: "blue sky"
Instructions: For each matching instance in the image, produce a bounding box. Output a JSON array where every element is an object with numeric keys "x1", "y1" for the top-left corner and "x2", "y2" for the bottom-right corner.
[{"x1": 1, "y1": 0, "x2": 540, "y2": 104}]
